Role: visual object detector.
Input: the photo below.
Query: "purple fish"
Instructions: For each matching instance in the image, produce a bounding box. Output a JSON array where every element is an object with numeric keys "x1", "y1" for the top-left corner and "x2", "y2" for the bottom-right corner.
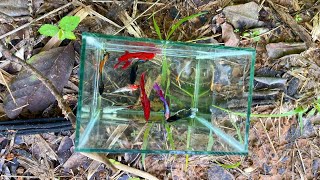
[{"x1": 153, "y1": 83, "x2": 170, "y2": 120}]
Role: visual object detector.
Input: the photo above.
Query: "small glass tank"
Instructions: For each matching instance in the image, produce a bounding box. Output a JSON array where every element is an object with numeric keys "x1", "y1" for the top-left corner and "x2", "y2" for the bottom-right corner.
[{"x1": 76, "y1": 32, "x2": 256, "y2": 155}]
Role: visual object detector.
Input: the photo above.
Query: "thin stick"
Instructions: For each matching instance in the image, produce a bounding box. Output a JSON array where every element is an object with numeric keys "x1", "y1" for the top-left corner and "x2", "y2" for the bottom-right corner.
[
  {"x1": 0, "y1": 42, "x2": 76, "y2": 128},
  {"x1": 0, "y1": 2, "x2": 73, "y2": 40},
  {"x1": 278, "y1": 92, "x2": 284, "y2": 143},
  {"x1": 86, "y1": 7, "x2": 122, "y2": 28},
  {"x1": 295, "y1": 140, "x2": 306, "y2": 174},
  {"x1": 113, "y1": 0, "x2": 161, "y2": 35},
  {"x1": 0, "y1": 70, "x2": 16, "y2": 105},
  {"x1": 113, "y1": 160, "x2": 159, "y2": 180},
  {"x1": 92, "y1": 0, "x2": 165, "y2": 5},
  {"x1": 259, "y1": 118, "x2": 279, "y2": 158}
]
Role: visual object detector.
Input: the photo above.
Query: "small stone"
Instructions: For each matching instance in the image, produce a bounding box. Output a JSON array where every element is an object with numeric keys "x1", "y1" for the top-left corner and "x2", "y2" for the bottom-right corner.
[
  {"x1": 287, "y1": 78, "x2": 300, "y2": 96},
  {"x1": 312, "y1": 159, "x2": 319, "y2": 177},
  {"x1": 57, "y1": 136, "x2": 73, "y2": 164},
  {"x1": 262, "y1": 163, "x2": 272, "y2": 175},
  {"x1": 285, "y1": 118, "x2": 315, "y2": 142},
  {"x1": 207, "y1": 165, "x2": 235, "y2": 180},
  {"x1": 301, "y1": 118, "x2": 316, "y2": 138},
  {"x1": 278, "y1": 167, "x2": 286, "y2": 175}
]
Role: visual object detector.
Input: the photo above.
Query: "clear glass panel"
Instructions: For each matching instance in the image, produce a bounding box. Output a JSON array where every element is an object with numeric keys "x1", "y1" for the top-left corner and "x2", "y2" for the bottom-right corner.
[{"x1": 76, "y1": 32, "x2": 255, "y2": 155}]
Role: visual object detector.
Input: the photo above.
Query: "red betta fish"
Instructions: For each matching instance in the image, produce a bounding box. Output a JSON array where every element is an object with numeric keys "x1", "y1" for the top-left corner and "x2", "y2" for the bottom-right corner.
[
  {"x1": 140, "y1": 72, "x2": 150, "y2": 122},
  {"x1": 114, "y1": 51, "x2": 155, "y2": 70}
]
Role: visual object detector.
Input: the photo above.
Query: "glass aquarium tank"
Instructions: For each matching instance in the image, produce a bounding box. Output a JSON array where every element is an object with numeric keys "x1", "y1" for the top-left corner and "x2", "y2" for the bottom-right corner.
[{"x1": 76, "y1": 32, "x2": 256, "y2": 155}]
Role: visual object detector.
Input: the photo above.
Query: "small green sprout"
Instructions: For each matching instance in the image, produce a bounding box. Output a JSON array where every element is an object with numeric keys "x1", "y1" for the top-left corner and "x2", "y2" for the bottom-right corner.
[
  {"x1": 38, "y1": 16, "x2": 80, "y2": 41},
  {"x1": 295, "y1": 14, "x2": 303, "y2": 23},
  {"x1": 242, "y1": 29, "x2": 261, "y2": 42}
]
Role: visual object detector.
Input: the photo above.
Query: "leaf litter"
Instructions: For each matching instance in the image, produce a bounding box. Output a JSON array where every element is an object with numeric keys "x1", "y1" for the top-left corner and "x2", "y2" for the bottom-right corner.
[
  {"x1": 0, "y1": 0, "x2": 320, "y2": 179},
  {"x1": 3, "y1": 43, "x2": 75, "y2": 118}
]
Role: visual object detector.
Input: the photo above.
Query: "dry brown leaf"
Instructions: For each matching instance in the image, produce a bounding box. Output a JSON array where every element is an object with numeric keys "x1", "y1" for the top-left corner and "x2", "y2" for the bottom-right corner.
[
  {"x1": 223, "y1": 2, "x2": 265, "y2": 30},
  {"x1": 221, "y1": 22, "x2": 239, "y2": 46},
  {"x1": 17, "y1": 156, "x2": 55, "y2": 179},
  {"x1": 22, "y1": 135, "x2": 58, "y2": 161},
  {"x1": 0, "y1": 0, "x2": 30, "y2": 17}
]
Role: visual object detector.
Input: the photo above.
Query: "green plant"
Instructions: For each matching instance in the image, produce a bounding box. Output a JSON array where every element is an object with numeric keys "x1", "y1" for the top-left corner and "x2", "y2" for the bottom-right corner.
[
  {"x1": 128, "y1": 178, "x2": 140, "y2": 180},
  {"x1": 212, "y1": 104, "x2": 310, "y2": 134},
  {"x1": 141, "y1": 123, "x2": 153, "y2": 170},
  {"x1": 215, "y1": 161, "x2": 241, "y2": 169},
  {"x1": 242, "y1": 29, "x2": 261, "y2": 42},
  {"x1": 153, "y1": 12, "x2": 207, "y2": 40},
  {"x1": 38, "y1": 16, "x2": 80, "y2": 40},
  {"x1": 295, "y1": 14, "x2": 303, "y2": 23}
]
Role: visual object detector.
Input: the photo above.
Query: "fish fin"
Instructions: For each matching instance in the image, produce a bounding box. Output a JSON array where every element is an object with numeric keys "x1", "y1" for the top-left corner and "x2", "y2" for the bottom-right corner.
[
  {"x1": 113, "y1": 62, "x2": 121, "y2": 69},
  {"x1": 122, "y1": 61, "x2": 132, "y2": 70}
]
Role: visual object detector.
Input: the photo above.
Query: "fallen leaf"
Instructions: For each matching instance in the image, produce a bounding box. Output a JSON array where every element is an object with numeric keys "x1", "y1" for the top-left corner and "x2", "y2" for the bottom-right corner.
[
  {"x1": 223, "y1": 2, "x2": 265, "y2": 30},
  {"x1": 3, "y1": 43, "x2": 75, "y2": 118},
  {"x1": 57, "y1": 136, "x2": 73, "y2": 164},
  {"x1": 254, "y1": 77, "x2": 287, "y2": 86},
  {"x1": 0, "y1": 0, "x2": 30, "y2": 17},
  {"x1": 22, "y1": 135, "x2": 59, "y2": 161},
  {"x1": 63, "y1": 152, "x2": 89, "y2": 173},
  {"x1": 266, "y1": 42, "x2": 307, "y2": 59},
  {"x1": 221, "y1": 22, "x2": 240, "y2": 46}
]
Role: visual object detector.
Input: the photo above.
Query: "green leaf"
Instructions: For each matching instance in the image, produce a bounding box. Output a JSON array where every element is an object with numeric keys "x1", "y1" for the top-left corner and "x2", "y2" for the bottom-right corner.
[
  {"x1": 315, "y1": 102, "x2": 320, "y2": 112},
  {"x1": 253, "y1": 36, "x2": 260, "y2": 42},
  {"x1": 215, "y1": 161, "x2": 241, "y2": 169},
  {"x1": 62, "y1": 31, "x2": 76, "y2": 40},
  {"x1": 38, "y1": 24, "x2": 59, "y2": 37},
  {"x1": 153, "y1": 14, "x2": 162, "y2": 40},
  {"x1": 298, "y1": 111, "x2": 304, "y2": 133},
  {"x1": 109, "y1": 159, "x2": 121, "y2": 165},
  {"x1": 167, "y1": 12, "x2": 207, "y2": 40},
  {"x1": 141, "y1": 123, "x2": 152, "y2": 170},
  {"x1": 212, "y1": 104, "x2": 307, "y2": 118},
  {"x1": 128, "y1": 178, "x2": 140, "y2": 180},
  {"x1": 58, "y1": 29, "x2": 65, "y2": 40},
  {"x1": 207, "y1": 130, "x2": 214, "y2": 151},
  {"x1": 242, "y1": 32, "x2": 250, "y2": 37},
  {"x1": 165, "y1": 124, "x2": 175, "y2": 149},
  {"x1": 59, "y1": 16, "x2": 80, "y2": 31}
]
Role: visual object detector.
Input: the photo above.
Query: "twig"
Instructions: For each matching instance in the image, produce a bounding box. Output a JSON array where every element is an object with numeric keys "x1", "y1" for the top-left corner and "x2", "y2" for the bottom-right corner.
[
  {"x1": 0, "y1": 2, "x2": 73, "y2": 40},
  {"x1": 112, "y1": 160, "x2": 159, "y2": 180},
  {"x1": 92, "y1": 0, "x2": 165, "y2": 5},
  {"x1": 80, "y1": 152, "x2": 117, "y2": 172},
  {"x1": 295, "y1": 140, "x2": 306, "y2": 174},
  {"x1": 113, "y1": 0, "x2": 161, "y2": 35},
  {"x1": 81, "y1": 153, "x2": 159, "y2": 180},
  {"x1": 259, "y1": 118, "x2": 279, "y2": 158},
  {"x1": 0, "y1": 42, "x2": 76, "y2": 128},
  {"x1": 0, "y1": 70, "x2": 16, "y2": 105}
]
